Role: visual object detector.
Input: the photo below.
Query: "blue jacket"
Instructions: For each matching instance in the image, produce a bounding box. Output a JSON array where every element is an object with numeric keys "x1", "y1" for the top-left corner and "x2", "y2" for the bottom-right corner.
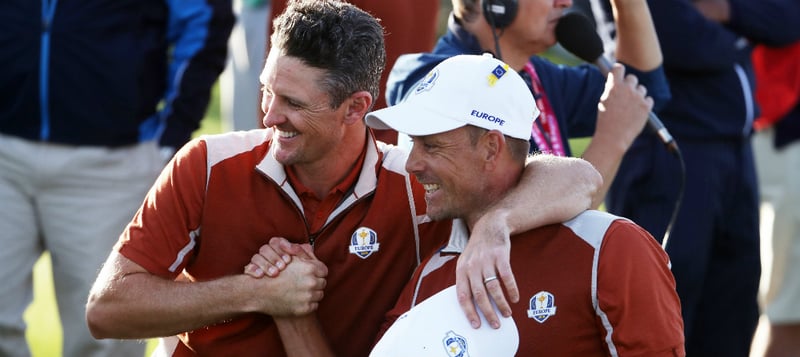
[
  {"x1": 775, "y1": 106, "x2": 800, "y2": 149},
  {"x1": 386, "y1": 14, "x2": 671, "y2": 156},
  {"x1": 646, "y1": 0, "x2": 800, "y2": 141},
  {"x1": 0, "y1": 0, "x2": 234, "y2": 148}
]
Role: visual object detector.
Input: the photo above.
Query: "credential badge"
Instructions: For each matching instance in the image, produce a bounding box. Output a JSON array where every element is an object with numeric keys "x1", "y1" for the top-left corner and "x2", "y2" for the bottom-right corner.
[
  {"x1": 527, "y1": 291, "x2": 557, "y2": 323},
  {"x1": 442, "y1": 330, "x2": 469, "y2": 357},
  {"x1": 349, "y1": 227, "x2": 380, "y2": 259}
]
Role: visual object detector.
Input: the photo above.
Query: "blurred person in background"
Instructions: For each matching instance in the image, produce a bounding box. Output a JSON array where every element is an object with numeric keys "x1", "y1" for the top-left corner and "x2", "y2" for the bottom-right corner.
[
  {"x1": 220, "y1": 0, "x2": 271, "y2": 131},
  {"x1": 750, "y1": 40, "x2": 800, "y2": 357},
  {"x1": 596, "y1": 0, "x2": 800, "y2": 354},
  {"x1": 0, "y1": 0, "x2": 233, "y2": 355}
]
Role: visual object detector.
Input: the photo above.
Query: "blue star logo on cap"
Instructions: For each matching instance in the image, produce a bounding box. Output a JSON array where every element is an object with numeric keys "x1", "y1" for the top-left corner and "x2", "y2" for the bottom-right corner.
[{"x1": 487, "y1": 64, "x2": 509, "y2": 87}]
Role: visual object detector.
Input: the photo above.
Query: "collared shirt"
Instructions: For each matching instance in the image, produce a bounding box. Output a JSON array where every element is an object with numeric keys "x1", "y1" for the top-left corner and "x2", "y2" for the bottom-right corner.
[{"x1": 286, "y1": 146, "x2": 367, "y2": 234}]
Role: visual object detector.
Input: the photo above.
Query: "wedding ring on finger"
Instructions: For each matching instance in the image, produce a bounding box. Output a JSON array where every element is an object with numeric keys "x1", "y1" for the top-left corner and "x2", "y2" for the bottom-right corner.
[{"x1": 483, "y1": 276, "x2": 498, "y2": 285}]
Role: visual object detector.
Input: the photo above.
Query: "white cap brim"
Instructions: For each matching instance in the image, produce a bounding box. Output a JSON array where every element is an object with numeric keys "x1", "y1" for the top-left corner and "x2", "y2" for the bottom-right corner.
[
  {"x1": 370, "y1": 285, "x2": 519, "y2": 357},
  {"x1": 365, "y1": 102, "x2": 468, "y2": 138}
]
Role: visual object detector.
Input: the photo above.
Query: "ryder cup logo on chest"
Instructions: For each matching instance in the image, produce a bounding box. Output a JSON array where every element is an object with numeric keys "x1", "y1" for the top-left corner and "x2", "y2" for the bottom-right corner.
[
  {"x1": 349, "y1": 227, "x2": 380, "y2": 259},
  {"x1": 528, "y1": 291, "x2": 557, "y2": 323}
]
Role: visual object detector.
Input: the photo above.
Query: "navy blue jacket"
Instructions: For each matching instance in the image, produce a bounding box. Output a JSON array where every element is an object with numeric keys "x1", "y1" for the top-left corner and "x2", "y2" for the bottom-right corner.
[
  {"x1": 775, "y1": 106, "x2": 800, "y2": 149},
  {"x1": 0, "y1": 0, "x2": 234, "y2": 148},
  {"x1": 386, "y1": 14, "x2": 671, "y2": 156},
  {"x1": 646, "y1": 0, "x2": 800, "y2": 141}
]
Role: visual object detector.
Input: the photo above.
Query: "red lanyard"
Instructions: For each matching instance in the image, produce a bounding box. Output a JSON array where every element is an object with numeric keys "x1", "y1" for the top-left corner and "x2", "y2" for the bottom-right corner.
[{"x1": 524, "y1": 62, "x2": 566, "y2": 156}]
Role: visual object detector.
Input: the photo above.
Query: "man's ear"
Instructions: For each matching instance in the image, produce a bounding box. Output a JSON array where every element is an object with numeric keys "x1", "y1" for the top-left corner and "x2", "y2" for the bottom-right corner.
[
  {"x1": 480, "y1": 130, "x2": 506, "y2": 169},
  {"x1": 344, "y1": 90, "x2": 373, "y2": 124}
]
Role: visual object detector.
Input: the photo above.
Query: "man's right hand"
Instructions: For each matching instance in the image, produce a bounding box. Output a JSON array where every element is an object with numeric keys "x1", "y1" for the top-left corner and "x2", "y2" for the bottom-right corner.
[
  {"x1": 244, "y1": 237, "x2": 306, "y2": 277},
  {"x1": 245, "y1": 238, "x2": 329, "y2": 316}
]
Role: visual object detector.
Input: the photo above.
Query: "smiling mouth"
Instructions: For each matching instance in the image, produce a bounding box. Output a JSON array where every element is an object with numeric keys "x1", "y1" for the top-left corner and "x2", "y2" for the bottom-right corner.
[
  {"x1": 276, "y1": 129, "x2": 299, "y2": 138},
  {"x1": 423, "y1": 183, "x2": 440, "y2": 193}
]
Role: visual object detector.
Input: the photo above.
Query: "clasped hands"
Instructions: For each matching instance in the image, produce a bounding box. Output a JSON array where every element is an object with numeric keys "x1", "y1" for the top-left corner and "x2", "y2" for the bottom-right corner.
[{"x1": 243, "y1": 238, "x2": 328, "y2": 317}]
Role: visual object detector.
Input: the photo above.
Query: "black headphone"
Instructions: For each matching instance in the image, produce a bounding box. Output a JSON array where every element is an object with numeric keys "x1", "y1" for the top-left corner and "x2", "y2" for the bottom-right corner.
[{"x1": 482, "y1": 0, "x2": 519, "y2": 29}]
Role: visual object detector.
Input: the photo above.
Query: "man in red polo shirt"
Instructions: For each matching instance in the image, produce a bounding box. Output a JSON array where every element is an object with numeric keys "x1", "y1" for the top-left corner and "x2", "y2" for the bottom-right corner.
[{"x1": 368, "y1": 54, "x2": 684, "y2": 356}]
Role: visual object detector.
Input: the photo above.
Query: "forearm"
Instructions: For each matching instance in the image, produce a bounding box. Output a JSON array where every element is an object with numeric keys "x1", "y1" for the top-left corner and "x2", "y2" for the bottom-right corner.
[
  {"x1": 488, "y1": 155, "x2": 600, "y2": 233},
  {"x1": 87, "y1": 271, "x2": 258, "y2": 339},
  {"x1": 88, "y1": 246, "x2": 326, "y2": 339},
  {"x1": 275, "y1": 315, "x2": 335, "y2": 357},
  {"x1": 612, "y1": 0, "x2": 662, "y2": 70}
]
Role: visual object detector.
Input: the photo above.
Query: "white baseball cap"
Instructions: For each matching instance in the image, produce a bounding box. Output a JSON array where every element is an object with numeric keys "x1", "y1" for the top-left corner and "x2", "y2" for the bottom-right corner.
[
  {"x1": 370, "y1": 285, "x2": 519, "y2": 357},
  {"x1": 366, "y1": 54, "x2": 538, "y2": 140}
]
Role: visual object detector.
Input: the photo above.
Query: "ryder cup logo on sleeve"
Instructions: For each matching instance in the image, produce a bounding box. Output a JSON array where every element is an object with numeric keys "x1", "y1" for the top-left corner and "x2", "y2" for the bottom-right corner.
[{"x1": 365, "y1": 54, "x2": 539, "y2": 141}]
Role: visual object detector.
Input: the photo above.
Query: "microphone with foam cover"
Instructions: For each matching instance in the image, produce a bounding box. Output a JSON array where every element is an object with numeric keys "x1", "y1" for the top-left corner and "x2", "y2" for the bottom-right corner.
[{"x1": 555, "y1": 11, "x2": 678, "y2": 153}]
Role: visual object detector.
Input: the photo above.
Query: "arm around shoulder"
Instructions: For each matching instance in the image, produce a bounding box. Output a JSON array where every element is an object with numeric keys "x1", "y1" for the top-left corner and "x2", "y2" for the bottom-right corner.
[{"x1": 495, "y1": 154, "x2": 601, "y2": 233}]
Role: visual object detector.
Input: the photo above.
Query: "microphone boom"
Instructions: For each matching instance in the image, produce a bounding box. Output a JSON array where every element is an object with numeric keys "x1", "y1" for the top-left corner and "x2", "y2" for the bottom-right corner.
[{"x1": 555, "y1": 11, "x2": 677, "y2": 153}]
